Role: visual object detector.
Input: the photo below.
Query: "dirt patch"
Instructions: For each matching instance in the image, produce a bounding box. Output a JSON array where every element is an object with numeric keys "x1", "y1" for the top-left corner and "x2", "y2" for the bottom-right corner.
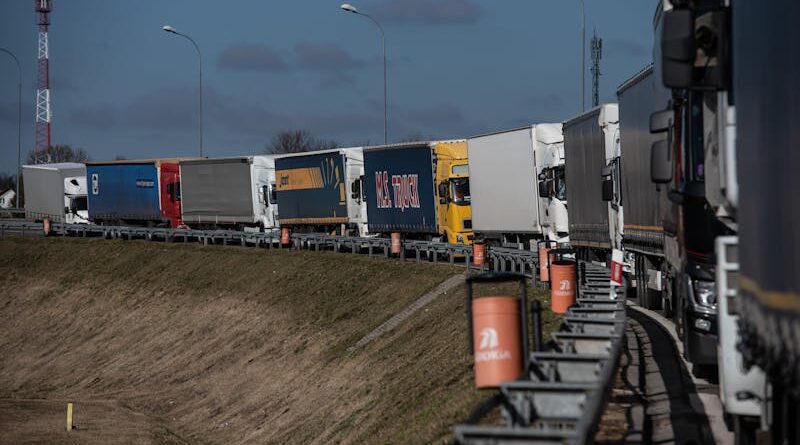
[{"x1": 0, "y1": 237, "x2": 556, "y2": 444}]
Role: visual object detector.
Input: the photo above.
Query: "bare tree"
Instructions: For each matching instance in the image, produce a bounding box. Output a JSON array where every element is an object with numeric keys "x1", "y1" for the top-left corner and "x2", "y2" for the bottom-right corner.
[
  {"x1": 397, "y1": 132, "x2": 434, "y2": 143},
  {"x1": 264, "y1": 130, "x2": 339, "y2": 155},
  {"x1": 0, "y1": 173, "x2": 15, "y2": 194},
  {"x1": 27, "y1": 145, "x2": 90, "y2": 164}
]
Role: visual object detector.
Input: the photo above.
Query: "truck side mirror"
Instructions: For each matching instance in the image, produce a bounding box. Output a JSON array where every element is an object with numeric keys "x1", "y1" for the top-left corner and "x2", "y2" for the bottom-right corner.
[
  {"x1": 538, "y1": 181, "x2": 549, "y2": 198},
  {"x1": 601, "y1": 179, "x2": 614, "y2": 202},
  {"x1": 661, "y1": 9, "x2": 695, "y2": 89},
  {"x1": 262, "y1": 185, "x2": 270, "y2": 204},
  {"x1": 650, "y1": 109, "x2": 672, "y2": 133},
  {"x1": 438, "y1": 182, "x2": 449, "y2": 204},
  {"x1": 651, "y1": 140, "x2": 672, "y2": 183}
]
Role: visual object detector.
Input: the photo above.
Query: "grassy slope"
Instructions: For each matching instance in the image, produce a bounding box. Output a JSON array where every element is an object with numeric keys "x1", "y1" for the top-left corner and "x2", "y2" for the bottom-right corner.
[{"x1": 0, "y1": 237, "x2": 558, "y2": 444}]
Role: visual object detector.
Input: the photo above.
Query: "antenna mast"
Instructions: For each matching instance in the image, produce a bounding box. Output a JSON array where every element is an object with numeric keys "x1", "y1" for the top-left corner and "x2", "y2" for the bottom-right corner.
[
  {"x1": 590, "y1": 29, "x2": 602, "y2": 108},
  {"x1": 35, "y1": 0, "x2": 53, "y2": 163}
]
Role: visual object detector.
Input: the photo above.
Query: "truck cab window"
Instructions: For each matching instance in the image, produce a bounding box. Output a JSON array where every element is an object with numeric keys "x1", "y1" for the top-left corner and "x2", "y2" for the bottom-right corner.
[
  {"x1": 72, "y1": 197, "x2": 88, "y2": 212},
  {"x1": 451, "y1": 177, "x2": 471, "y2": 205}
]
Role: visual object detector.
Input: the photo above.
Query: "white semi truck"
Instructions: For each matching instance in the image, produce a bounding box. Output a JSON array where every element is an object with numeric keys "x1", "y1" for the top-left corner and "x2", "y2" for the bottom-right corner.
[
  {"x1": 22, "y1": 163, "x2": 89, "y2": 224},
  {"x1": 179, "y1": 156, "x2": 278, "y2": 231},
  {"x1": 467, "y1": 124, "x2": 568, "y2": 248}
]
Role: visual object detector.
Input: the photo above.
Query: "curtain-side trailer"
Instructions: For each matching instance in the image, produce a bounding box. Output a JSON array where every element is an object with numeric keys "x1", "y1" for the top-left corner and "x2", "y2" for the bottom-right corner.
[
  {"x1": 274, "y1": 148, "x2": 367, "y2": 237},
  {"x1": 86, "y1": 159, "x2": 185, "y2": 228},
  {"x1": 179, "y1": 156, "x2": 277, "y2": 231},
  {"x1": 562, "y1": 104, "x2": 622, "y2": 261},
  {"x1": 617, "y1": 65, "x2": 675, "y2": 311},
  {"x1": 363, "y1": 141, "x2": 473, "y2": 245}
]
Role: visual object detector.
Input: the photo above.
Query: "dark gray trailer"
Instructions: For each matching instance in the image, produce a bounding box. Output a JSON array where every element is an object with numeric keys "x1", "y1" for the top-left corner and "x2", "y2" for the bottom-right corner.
[
  {"x1": 616, "y1": 65, "x2": 674, "y2": 309},
  {"x1": 562, "y1": 104, "x2": 621, "y2": 258}
]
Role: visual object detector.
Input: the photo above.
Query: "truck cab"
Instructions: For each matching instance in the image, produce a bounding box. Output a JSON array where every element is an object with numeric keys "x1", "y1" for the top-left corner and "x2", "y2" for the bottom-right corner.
[
  {"x1": 63, "y1": 176, "x2": 89, "y2": 224},
  {"x1": 534, "y1": 124, "x2": 569, "y2": 243},
  {"x1": 434, "y1": 141, "x2": 473, "y2": 245}
]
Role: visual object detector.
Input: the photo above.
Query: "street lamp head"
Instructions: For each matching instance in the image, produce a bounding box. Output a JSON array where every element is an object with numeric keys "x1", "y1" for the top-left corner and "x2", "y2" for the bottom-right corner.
[
  {"x1": 162, "y1": 25, "x2": 177, "y2": 34},
  {"x1": 340, "y1": 3, "x2": 358, "y2": 13}
]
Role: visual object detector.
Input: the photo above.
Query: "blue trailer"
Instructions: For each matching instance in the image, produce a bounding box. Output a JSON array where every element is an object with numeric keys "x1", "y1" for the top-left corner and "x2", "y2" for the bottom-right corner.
[
  {"x1": 86, "y1": 159, "x2": 181, "y2": 226},
  {"x1": 274, "y1": 148, "x2": 367, "y2": 236},
  {"x1": 363, "y1": 144, "x2": 438, "y2": 234}
]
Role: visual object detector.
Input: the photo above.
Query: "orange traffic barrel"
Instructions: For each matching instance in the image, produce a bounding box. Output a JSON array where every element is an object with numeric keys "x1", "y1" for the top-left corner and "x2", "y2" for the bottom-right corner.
[
  {"x1": 280, "y1": 227, "x2": 291, "y2": 246},
  {"x1": 550, "y1": 260, "x2": 577, "y2": 314},
  {"x1": 472, "y1": 296, "x2": 524, "y2": 388},
  {"x1": 538, "y1": 245, "x2": 551, "y2": 282},
  {"x1": 473, "y1": 241, "x2": 487, "y2": 266},
  {"x1": 390, "y1": 232, "x2": 402, "y2": 254},
  {"x1": 43, "y1": 218, "x2": 51, "y2": 236}
]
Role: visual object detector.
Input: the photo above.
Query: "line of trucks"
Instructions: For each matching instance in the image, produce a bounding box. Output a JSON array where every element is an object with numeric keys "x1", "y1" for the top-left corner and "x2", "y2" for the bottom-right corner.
[
  {"x1": 22, "y1": 137, "x2": 567, "y2": 247},
  {"x1": 16, "y1": 0, "x2": 797, "y2": 441}
]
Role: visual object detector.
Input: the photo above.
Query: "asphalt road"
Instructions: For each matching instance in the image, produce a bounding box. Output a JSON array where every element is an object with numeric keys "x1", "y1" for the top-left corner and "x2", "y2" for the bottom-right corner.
[{"x1": 626, "y1": 302, "x2": 732, "y2": 444}]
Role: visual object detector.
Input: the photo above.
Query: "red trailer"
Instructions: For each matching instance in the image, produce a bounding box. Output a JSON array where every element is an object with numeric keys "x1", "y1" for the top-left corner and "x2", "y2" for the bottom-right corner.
[{"x1": 159, "y1": 162, "x2": 182, "y2": 228}]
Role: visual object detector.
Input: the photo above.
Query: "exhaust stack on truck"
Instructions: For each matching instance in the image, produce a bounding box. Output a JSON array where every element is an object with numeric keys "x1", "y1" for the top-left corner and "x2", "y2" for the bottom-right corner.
[{"x1": 363, "y1": 140, "x2": 473, "y2": 245}]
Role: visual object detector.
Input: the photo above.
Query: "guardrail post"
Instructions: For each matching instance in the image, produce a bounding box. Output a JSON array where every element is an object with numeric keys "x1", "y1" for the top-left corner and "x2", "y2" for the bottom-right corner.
[{"x1": 531, "y1": 299, "x2": 542, "y2": 352}]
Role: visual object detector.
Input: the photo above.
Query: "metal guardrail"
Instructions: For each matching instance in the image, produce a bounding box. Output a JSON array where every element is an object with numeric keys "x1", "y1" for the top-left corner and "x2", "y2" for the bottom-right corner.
[
  {"x1": 0, "y1": 220, "x2": 540, "y2": 273},
  {"x1": 0, "y1": 208, "x2": 25, "y2": 219},
  {"x1": 453, "y1": 263, "x2": 627, "y2": 445},
  {"x1": 0, "y1": 220, "x2": 623, "y2": 443}
]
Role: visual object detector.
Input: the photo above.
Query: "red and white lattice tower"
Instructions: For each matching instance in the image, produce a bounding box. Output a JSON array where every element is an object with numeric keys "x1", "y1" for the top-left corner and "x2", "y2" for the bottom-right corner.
[{"x1": 34, "y1": 0, "x2": 53, "y2": 162}]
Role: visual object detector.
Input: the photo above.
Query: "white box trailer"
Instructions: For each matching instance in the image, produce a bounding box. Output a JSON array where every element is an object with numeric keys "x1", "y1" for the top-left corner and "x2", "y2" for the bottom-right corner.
[
  {"x1": 467, "y1": 124, "x2": 567, "y2": 248},
  {"x1": 179, "y1": 155, "x2": 277, "y2": 230},
  {"x1": 22, "y1": 163, "x2": 89, "y2": 224}
]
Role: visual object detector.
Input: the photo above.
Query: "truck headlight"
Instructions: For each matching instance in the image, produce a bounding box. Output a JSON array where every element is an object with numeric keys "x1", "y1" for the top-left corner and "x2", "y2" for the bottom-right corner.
[
  {"x1": 694, "y1": 318, "x2": 712, "y2": 332},
  {"x1": 692, "y1": 280, "x2": 717, "y2": 309},
  {"x1": 456, "y1": 234, "x2": 464, "y2": 243}
]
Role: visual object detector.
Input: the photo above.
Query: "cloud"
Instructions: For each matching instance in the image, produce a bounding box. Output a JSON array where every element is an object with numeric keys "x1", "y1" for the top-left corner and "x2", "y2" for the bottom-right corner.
[
  {"x1": 401, "y1": 103, "x2": 465, "y2": 126},
  {"x1": 294, "y1": 42, "x2": 364, "y2": 71},
  {"x1": 372, "y1": 0, "x2": 484, "y2": 26},
  {"x1": 217, "y1": 43, "x2": 288, "y2": 72},
  {"x1": 606, "y1": 39, "x2": 648, "y2": 58},
  {"x1": 70, "y1": 103, "x2": 118, "y2": 129}
]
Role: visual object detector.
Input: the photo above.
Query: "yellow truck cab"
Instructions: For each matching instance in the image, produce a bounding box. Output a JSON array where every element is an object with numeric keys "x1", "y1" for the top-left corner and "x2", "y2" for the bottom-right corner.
[{"x1": 434, "y1": 141, "x2": 474, "y2": 245}]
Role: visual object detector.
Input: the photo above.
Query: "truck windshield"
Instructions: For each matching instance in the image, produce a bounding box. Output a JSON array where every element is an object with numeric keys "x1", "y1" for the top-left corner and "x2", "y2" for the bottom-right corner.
[
  {"x1": 71, "y1": 196, "x2": 88, "y2": 212},
  {"x1": 451, "y1": 177, "x2": 471, "y2": 205}
]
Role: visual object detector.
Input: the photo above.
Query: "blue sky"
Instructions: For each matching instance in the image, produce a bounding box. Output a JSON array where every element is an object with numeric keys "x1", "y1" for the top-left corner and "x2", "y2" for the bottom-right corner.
[{"x1": 0, "y1": 0, "x2": 657, "y2": 174}]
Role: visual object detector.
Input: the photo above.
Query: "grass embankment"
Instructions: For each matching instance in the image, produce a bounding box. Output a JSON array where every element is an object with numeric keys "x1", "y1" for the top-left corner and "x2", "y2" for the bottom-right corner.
[{"x1": 0, "y1": 237, "x2": 558, "y2": 444}]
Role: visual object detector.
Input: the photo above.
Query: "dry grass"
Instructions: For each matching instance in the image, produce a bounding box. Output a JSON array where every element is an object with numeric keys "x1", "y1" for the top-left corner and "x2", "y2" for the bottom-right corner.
[{"x1": 0, "y1": 237, "x2": 557, "y2": 444}]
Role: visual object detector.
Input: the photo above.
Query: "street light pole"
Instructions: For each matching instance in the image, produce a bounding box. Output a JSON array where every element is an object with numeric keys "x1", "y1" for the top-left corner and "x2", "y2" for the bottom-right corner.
[
  {"x1": 162, "y1": 25, "x2": 203, "y2": 157},
  {"x1": 0, "y1": 48, "x2": 22, "y2": 207},
  {"x1": 341, "y1": 4, "x2": 388, "y2": 145},
  {"x1": 580, "y1": 0, "x2": 586, "y2": 111}
]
